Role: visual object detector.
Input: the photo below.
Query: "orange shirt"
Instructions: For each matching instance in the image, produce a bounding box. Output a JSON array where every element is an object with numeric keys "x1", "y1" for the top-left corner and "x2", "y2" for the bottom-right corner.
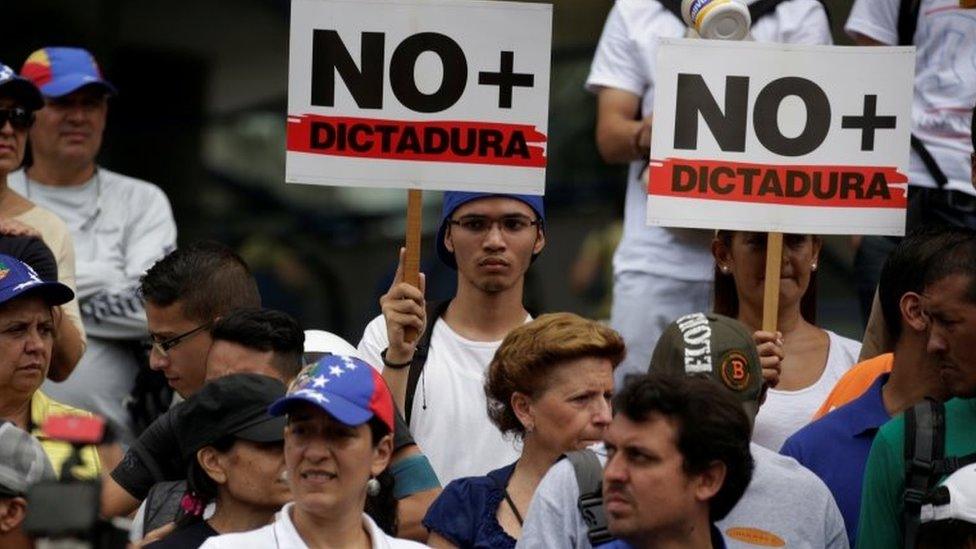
[{"x1": 812, "y1": 353, "x2": 894, "y2": 420}]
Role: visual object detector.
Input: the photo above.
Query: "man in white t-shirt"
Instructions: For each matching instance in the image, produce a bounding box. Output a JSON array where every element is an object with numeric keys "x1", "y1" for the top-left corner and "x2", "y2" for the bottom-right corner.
[
  {"x1": 587, "y1": 0, "x2": 833, "y2": 386},
  {"x1": 358, "y1": 191, "x2": 545, "y2": 484},
  {"x1": 10, "y1": 47, "x2": 177, "y2": 443},
  {"x1": 846, "y1": 1, "x2": 976, "y2": 321},
  {"x1": 517, "y1": 313, "x2": 848, "y2": 549}
]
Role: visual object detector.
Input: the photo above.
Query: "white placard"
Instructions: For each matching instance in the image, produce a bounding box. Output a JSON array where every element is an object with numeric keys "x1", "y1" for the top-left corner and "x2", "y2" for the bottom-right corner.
[
  {"x1": 648, "y1": 39, "x2": 915, "y2": 235},
  {"x1": 286, "y1": 0, "x2": 552, "y2": 194}
]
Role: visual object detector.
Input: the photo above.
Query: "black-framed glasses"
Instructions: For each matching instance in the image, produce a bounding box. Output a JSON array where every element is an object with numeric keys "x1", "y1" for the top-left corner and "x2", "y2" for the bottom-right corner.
[
  {"x1": 147, "y1": 321, "x2": 213, "y2": 358},
  {"x1": 0, "y1": 107, "x2": 34, "y2": 131},
  {"x1": 448, "y1": 215, "x2": 541, "y2": 236}
]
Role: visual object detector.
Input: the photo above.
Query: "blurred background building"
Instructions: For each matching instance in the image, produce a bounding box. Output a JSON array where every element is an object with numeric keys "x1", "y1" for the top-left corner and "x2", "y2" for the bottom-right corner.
[{"x1": 6, "y1": 0, "x2": 860, "y2": 342}]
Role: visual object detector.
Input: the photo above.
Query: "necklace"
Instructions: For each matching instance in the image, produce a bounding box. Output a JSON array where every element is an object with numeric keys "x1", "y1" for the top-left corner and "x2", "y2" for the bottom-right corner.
[{"x1": 24, "y1": 168, "x2": 103, "y2": 231}]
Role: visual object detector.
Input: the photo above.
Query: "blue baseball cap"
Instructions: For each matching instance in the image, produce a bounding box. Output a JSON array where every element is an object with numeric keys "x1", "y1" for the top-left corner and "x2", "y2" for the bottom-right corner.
[
  {"x1": 21, "y1": 47, "x2": 117, "y2": 99},
  {"x1": 269, "y1": 354, "x2": 395, "y2": 434},
  {"x1": 0, "y1": 254, "x2": 73, "y2": 307},
  {"x1": 435, "y1": 192, "x2": 545, "y2": 269},
  {"x1": 0, "y1": 63, "x2": 43, "y2": 111}
]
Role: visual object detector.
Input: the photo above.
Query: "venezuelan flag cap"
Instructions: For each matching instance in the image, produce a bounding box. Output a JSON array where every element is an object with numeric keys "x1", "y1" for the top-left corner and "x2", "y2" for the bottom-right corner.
[{"x1": 20, "y1": 47, "x2": 117, "y2": 99}]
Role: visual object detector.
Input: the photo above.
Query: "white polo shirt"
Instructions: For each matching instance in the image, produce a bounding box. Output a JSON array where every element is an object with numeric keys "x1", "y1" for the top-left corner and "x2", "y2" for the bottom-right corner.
[{"x1": 199, "y1": 503, "x2": 425, "y2": 549}]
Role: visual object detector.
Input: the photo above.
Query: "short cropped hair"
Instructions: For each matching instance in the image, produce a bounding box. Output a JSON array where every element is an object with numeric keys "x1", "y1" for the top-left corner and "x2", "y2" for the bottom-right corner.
[
  {"x1": 485, "y1": 312, "x2": 625, "y2": 437},
  {"x1": 880, "y1": 227, "x2": 974, "y2": 342},
  {"x1": 613, "y1": 372, "x2": 754, "y2": 521},
  {"x1": 140, "y1": 241, "x2": 260, "y2": 323},
  {"x1": 922, "y1": 228, "x2": 976, "y2": 304},
  {"x1": 210, "y1": 308, "x2": 305, "y2": 380}
]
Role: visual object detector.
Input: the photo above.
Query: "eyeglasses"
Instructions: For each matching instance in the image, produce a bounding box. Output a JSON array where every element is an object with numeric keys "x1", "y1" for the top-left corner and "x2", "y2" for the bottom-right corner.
[
  {"x1": 0, "y1": 108, "x2": 34, "y2": 131},
  {"x1": 448, "y1": 215, "x2": 541, "y2": 236},
  {"x1": 147, "y1": 321, "x2": 212, "y2": 358}
]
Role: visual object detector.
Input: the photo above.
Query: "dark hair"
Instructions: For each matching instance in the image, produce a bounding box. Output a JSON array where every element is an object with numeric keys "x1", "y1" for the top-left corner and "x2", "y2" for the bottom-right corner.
[
  {"x1": 364, "y1": 417, "x2": 398, "y2": 536},
  {"x1": 917, "y1": 519, "x2": 976, "y2": 549},
  {"x1": 713, "y1": 231, "x2": 818, "y2": 324},
  {"x1": 922, "y1": 228, "x2": 976, "y2": 304},
  {"x1": 175, "y1": 435, "x2": 237, "y2": 529},
  {"x1": 140, "y1": 241, "x2": 260, "y2": 324},
  {"x1": 612, "y1": 372, "x2": 754, "y2": 521},
  {"x1": 211, "y1": 308, "x2": 305, "y2": 381},
  {"x1": 485, "y1": 313, "x2": 625, "y2": 437},
  {"x1": 879, "y1": 227, "x2": 974, "y2": 342}
]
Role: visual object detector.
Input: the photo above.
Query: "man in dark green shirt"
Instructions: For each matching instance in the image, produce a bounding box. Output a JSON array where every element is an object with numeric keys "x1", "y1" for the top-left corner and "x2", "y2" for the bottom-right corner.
[{"x1": 857, "y1": 231, "x2": 976, "y2": 549}]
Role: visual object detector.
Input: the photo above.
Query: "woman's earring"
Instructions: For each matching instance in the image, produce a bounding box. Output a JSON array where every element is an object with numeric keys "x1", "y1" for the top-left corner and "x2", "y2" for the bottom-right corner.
[
  {"x1": 811, "y1": 262, "x2": 818, "y2": 271},
  {"x1": 366, "y1": 477, "x2": 381, "y2": 497},
  {"x1": 720, "y1": 265, "x2": 730, "y2": 274}
]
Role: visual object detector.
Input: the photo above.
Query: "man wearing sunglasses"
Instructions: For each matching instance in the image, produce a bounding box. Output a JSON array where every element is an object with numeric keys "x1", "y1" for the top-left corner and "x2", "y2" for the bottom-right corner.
[
  {"x1": 358, "y1": 191, "x2": 545, "y2": 485},
  {"x1": 7, "y1": 47, "x2": 177, "y2": 445}
]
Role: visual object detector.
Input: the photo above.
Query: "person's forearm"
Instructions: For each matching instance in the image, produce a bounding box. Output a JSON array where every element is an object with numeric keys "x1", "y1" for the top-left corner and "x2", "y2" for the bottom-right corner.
[
  {"x1": 101, "y1": 474, "x2": 141, "y2": 518},
  {"x1": 597, "y1": 116, "x2": 648, "y2": 164},
  {"x1": 396, "y1": 487, "x2": 440, "y2": 542},
  {"x1": 48, "y1": 312, "x2": 85, "y2": 381}
]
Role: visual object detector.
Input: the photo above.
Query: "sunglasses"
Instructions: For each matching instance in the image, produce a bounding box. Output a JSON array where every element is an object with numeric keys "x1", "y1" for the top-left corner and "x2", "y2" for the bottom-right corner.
[{"x1": 0, "y1": 107, "x2": 34, "y2": 131}]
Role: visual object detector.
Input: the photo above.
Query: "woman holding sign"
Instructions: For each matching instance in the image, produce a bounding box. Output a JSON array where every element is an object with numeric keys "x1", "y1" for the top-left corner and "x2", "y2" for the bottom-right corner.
[{"x1": 712, "y1": 231, "x2": 861, "y2": 451}]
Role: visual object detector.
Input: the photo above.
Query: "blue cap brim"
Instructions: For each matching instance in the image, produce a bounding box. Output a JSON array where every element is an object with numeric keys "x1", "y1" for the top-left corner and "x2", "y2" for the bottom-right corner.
[
  {"x1": 40, "y1": 75, "x2": 117, "y2": 99},
  {"x1": 0, "y1": 280, "x2": 74, "y2": 307},
  {"x1": 269, "y1": 392, "x2": 373, "y2": 428}
]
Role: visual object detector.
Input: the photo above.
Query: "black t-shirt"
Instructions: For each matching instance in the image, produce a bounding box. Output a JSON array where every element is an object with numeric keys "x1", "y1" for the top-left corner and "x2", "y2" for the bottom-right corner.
[
  {"x1": 112, "y1": 401, "x2": 415, "y2": 500},
  {"x1": 144, "y1": 519, "x2": 218, "y2": 549},
  {"x1": 111, "y1": 406, "x2": 184, "y2": 499}
]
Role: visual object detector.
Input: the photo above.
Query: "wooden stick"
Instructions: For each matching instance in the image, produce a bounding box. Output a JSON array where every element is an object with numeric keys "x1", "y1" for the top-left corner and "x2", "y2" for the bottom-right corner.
[
  {"x1": 762, "y1": 232, "x2": 783, "y2": 332},
  {"x1": 403, "y1": 189, "x2": 423, "y2": 342}
]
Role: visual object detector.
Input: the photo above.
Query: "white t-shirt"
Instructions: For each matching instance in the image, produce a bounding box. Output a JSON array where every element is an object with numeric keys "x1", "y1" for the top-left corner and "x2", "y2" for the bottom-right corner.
[
  {"x1": 358, "y1": 314, "x2": 522, "y2": 484},
  {"x1": 846, "y1": 0, "x2": 976, "y2": 196},
  {"x1": 199, "y1": 503, "x2": 425, "y2": 549},
  {"x1": 585, "y1": 0, "x2": 833, "y2": 279},
  {"x1": 517, "y1": 442, "x2": 848, "y2": 549},
  {"x1": 752, "y1": 331, "x2": 862, "y2": 451}
]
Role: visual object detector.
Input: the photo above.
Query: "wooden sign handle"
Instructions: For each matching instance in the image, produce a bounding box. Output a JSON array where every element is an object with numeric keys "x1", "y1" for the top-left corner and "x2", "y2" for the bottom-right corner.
[
  {"x1": 403, "y1": 189, "x2": 423, "y2": 342},
  {"x1": 762, "y1": 232, "x2": 783, "y2": 332}
]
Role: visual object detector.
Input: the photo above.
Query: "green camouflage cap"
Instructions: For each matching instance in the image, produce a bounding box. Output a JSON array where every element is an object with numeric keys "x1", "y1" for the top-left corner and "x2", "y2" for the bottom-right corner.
[{"x1": 649, "y1": 312, "x2": 763, "y2": 422}]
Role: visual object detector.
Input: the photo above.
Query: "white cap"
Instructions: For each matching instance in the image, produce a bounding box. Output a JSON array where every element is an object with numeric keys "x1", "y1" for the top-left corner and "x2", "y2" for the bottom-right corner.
[
  {"x1": 302, "y1": 329, "x2": 372, "y2": 362},
  {"x1": 920, "y1": 464, "x2": 976, "y2": 524}
]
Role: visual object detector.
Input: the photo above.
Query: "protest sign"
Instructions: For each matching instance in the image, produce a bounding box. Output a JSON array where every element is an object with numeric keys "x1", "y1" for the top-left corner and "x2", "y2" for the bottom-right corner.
[
  {"x1": 647, "y1": 39, "x2": 914, "y2": 236},
  {"x1": 286, "y1": 0, "x2": 552, "y2": 194}
]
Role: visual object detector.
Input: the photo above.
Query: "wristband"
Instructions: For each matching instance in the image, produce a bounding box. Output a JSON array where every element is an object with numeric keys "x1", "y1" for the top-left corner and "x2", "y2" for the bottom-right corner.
[{"x1": 381, "y1": 348, "x2": 413, "y2": 370}]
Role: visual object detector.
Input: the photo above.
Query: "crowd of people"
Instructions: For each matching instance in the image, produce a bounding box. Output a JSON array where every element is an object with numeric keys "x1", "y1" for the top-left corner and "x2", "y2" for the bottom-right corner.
[{"x1": 1, "y1": 0, "x2": 976, "y2": 547}]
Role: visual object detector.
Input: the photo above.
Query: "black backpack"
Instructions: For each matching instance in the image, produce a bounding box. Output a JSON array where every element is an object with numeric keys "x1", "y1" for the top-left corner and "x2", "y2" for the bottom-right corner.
[
  {"x1": 902, "y1": 399, "x2": 976, "y2": 548},
  {"x1": 566, "y1": 449, "x2": 615, "y2": 546},
  {"x1": 404, "y1": 300, "x2": 452, "y2": 424}
]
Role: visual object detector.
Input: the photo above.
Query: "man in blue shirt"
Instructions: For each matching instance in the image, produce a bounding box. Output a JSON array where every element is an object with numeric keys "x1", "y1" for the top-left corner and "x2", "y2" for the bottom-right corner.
[{"x1": 780, "y1": 227, "x2": 961, "y2": 544}]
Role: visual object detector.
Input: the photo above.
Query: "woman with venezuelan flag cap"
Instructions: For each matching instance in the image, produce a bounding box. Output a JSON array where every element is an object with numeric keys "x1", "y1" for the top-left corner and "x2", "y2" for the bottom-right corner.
[{"x1": 199, "y1": 354, "x2": 425, "y2": 549}]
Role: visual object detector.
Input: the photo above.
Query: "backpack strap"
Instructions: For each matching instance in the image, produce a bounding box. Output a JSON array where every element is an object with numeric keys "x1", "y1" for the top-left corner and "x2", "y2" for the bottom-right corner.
[
  {"x1": 910, "y1": 135, "x2": 949, "y2": 189},
  {"x1": 897, "y1": 0, "x2": 921, "y2": 46},
  {"x1": 565, "y1": 449, "x2": 614, "y2": 546},
  {"x1": 404, "y1": 299, "x2": 451, "y2": 425},
  {"x1": 903, "y1": 399, "x2": 946, "y2": 549}
]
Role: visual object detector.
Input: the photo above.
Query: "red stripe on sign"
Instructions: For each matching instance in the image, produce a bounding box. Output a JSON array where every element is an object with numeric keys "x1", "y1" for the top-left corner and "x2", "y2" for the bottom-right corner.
[
  {"x1": 648, "y1": 158, "x2": 908, "y2": 209},
  {"x1": 287, "y1": 114, "x2": 546, "y2": 168}
]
